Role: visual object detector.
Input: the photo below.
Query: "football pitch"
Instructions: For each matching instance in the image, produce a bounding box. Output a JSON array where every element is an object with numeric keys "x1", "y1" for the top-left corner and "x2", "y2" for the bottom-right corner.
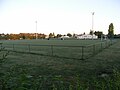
[{"x1": 2, "y1": 39, "x2": 112, "y2": 60}]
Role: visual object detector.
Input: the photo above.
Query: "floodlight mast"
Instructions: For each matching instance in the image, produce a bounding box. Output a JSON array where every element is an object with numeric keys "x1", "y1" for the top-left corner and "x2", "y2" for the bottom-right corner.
[
  {"x1": 91, "y1": 12, "x2": 95, "y2": 39},
  {"x1": 92, "y1": 12, "x2": 94, "y2": 31},
  {"x1": 35, "y1": 21, "x2": 38, "y2": 40}
]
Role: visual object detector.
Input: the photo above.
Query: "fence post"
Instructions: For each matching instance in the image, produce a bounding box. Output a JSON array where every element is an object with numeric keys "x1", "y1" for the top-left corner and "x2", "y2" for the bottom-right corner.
[
  {"x1": 0, "y1": 43, "x2": 2, "y2": 49},
  {"x1": 109, "y1": 41, "x2": 111, "y2": 46},
  {"x1": 51, "y1": 45, "x2": 53, "y2": 56},
  {"x1": 28, "y1": 44, "x2": 31, "y2": 53},
  {"x1": 110, "y1": 40, "x2": 112, "y2": 45},
  {"x1": 13, "y1": 44, "x2": 15, "y2": 51},
  {"x1": 105, "y1": 41, "x2": 108, "y2": 48},
  {"x1": 110, "y1": 40, "x2": 112, "y2": 46},
  {"x1": 93, "y1": 44, "x2": 95, "y2": 55},
  {"x1": 81, "y1": 46, "x2": 84, "y2": 60},
  {"x1": 101, "y1": 43, "x2": 102, "y2": 50}
]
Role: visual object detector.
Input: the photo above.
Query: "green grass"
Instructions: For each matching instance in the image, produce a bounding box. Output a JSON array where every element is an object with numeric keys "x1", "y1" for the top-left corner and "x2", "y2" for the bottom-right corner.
[
  {"x1": 0, "y1": 39, "x2": 120, "y2": 89},
  {"x1": 1, "y1": 39, "x2": 100, "y2": 44}
]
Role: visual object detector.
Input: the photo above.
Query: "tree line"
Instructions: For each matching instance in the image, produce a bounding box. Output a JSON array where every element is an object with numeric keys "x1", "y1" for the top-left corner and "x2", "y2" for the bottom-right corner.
[
  {"x1": 0, "y1": 23, "x2": 119, "y2": 40},
  {"x1": 0, "y1": 33, "x2": 46, "y2": 40}
]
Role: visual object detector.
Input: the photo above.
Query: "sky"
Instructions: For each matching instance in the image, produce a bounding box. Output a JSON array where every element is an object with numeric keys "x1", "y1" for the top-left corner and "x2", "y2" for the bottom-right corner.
[{"x1": 0, "y1": 0, "x2": 120, "y2": 35}]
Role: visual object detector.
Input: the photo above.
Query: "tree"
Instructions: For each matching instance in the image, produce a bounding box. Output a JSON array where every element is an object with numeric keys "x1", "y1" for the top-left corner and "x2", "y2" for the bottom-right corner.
[
  {"x1": 67, "y1": 33, "x2": 72, "y2": 37},
  {"x1": 52, "y1": 32, "x2": 55, "y2": 38},
  {"x1": 49, "y1": 32, "x2": 55, "y2": 38},
  {"x1": 49, "y1": 33, "x2": 53, "y2": 38},
  {"x1": 56, "y1": 34, "x2": 62, "y2": 38},
  {"x1": 89, "y1": 30, "x2": 94, "y2": 35},
  {"x1": 108, "y1": 23, "x2": 114, "y2": 39},
  {"x1": 94, "y1": 31, "x2": 103, "y2": 38},
  {"x1": 22, "y1": 35, "x2": 26, "y2": 39}
]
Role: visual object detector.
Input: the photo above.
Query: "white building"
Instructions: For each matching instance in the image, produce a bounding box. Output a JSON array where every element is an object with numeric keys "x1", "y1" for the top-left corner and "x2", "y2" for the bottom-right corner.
[
  {"x1": 60, "y1": 35, "x2": 70, "y2": 38},
  {"x1": 60, "y1": 35, "x2": 70, "y2": 40},
  {"x1": 76, "y1": 34, "x2": 98, "y2": 39}
]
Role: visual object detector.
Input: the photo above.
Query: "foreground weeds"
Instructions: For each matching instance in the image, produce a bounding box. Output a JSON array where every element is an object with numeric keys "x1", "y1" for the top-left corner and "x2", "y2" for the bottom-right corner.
[{"x1": 0, "y1": 65, "x2": 120, "y2": 90}]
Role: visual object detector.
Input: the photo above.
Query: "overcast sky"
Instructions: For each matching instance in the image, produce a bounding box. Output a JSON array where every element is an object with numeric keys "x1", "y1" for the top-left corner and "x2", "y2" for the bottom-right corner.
[{"x1": 0, "y1": 0, "x2": 120, "y2": 35}]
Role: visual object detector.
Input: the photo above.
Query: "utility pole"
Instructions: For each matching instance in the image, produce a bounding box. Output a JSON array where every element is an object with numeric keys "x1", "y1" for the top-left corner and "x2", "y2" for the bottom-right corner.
[{"x1": 35, "y1": 21, "x2": 38, "y2": 40}]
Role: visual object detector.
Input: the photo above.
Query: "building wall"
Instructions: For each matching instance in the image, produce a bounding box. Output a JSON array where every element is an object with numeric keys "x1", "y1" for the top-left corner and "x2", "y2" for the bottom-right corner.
[{"x1": 77, "y1": 34, "x2": 98, "y2": 39}]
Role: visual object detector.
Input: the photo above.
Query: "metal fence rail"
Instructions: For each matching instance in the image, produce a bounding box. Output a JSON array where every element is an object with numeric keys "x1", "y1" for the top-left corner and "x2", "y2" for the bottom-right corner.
[{"x1": 2, "y1": 40, "x2": 115, "y2": 60}]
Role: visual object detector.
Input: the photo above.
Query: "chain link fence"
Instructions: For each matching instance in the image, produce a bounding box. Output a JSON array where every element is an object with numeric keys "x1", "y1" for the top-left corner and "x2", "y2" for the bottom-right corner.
[{"x1": 2, "y1": 40, "x2": 115, "y2": 60}]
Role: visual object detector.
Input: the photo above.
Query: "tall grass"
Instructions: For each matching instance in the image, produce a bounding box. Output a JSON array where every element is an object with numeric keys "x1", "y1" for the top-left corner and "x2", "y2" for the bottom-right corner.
[{"x1": 1, "y1": 65, "x2": 120, "y2": 90}]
